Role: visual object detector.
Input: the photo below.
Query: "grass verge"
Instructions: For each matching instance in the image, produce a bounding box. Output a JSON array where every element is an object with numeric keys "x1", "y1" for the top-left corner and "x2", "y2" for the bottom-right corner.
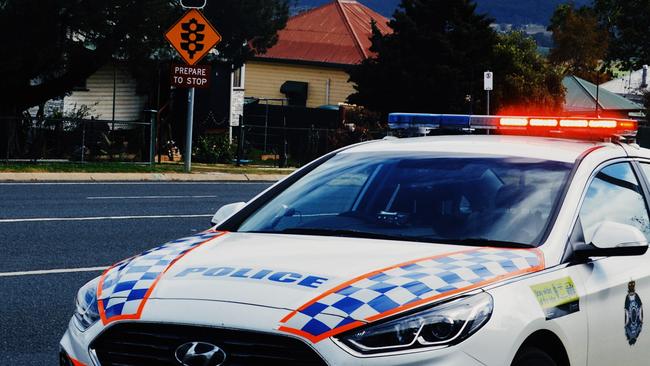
[{"x1": 0, "y1": 162, "x2": 295, "y2": 175}]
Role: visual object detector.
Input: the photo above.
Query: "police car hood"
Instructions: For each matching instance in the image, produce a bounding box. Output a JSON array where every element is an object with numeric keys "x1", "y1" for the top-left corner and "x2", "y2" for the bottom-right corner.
[
  {"x1": 149, "y1": 232, "x2": 545, "y2": 310},
  {"x1": 97, "y1": 231, "x2": 544, "y2": 330},
  {"x1": 96, "y1": 231, "x2": 544, "y2": 341}
]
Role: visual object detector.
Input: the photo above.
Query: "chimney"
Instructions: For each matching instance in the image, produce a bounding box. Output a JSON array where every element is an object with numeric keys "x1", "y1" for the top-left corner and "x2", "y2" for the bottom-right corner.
[{"x1": 642, "y1": 65, "x2": 649, "y2": 88}]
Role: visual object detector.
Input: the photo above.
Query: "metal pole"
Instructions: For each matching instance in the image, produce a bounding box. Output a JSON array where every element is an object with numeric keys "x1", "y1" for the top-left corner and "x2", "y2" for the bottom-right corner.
[
  {"x1": 112, "y1": 62, "x2": 117, "y2": 131},
  {"x1": 236, "y1": 115, "x2": 244, "y2": 167},
  {"x1": 595, "y1": 74, "x2": 600, "y2": 117},
  {"x1": 148, "y1": 110, "x2": 157, "y2": 166},
  {"x1": 264, "y1": 101, "x2": 269, "y2": 153},
  {"x1": 185, "y1": 88, "x2": 195, "y2": 173},
  {"x1": 280, "y1": 115, "x2": 287, "y2": 168},
  {"x1": 486, "y1": 90, "x2": 490, "y2": 116},
  {"x1": 5, "y1": 118, "x2": 9, "y2": 162},
  {"x1": 81, "y1": 122, "x2": 86, "y2": 164}
]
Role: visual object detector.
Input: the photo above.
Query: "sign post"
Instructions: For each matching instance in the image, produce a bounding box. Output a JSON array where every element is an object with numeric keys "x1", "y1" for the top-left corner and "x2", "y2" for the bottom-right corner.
[
  {"x1": 186, "y1": 88, "x2": 195, "y2": 173},
  {"x1": 484, "y1": 71, "x2": 493, "y2": 116},
  {"x1": 165, "y1": 9, "x2": 222, "y2": 173}
]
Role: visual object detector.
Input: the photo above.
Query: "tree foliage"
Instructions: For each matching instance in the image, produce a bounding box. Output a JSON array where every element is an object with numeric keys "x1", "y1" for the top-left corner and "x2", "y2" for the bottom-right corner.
[
  {"x1": 547, "y1": 4, "x2": 609, "y2": 84},
  {"x1": 492, "y1": 31, "x2": 565, "y2": 114},
  {"x1": 0, "y1": 0, "x2": 289, "y2": 113},
  {"x1": 594, "y1": 0, "x2": 650, "y2": 69},
  {"x1": 348, "y1": 0, "x2": 565, "y2": 116},
  {"x1": 348, "y1": 0, "x2": 495, "y2": 116}
]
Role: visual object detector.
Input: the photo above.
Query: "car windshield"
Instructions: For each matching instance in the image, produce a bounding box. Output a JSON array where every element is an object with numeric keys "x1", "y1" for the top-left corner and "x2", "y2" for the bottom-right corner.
[{"x1": 238, "y1": 152, "x2": 573, "y2": 247}]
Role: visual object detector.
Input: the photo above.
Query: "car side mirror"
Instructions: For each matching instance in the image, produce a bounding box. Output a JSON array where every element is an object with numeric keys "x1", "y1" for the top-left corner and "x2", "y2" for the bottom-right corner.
[
  {"x1": 211, "y1": 202, "x2": 247, "y2": 226},
  {"x1": 574, "y1": 221, "x2": 648, "y2": 259}
]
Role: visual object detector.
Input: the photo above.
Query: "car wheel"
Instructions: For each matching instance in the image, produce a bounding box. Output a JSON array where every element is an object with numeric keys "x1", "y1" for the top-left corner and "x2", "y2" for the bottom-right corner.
[{"x1": 511, "y1": 346, "x2": 558, "y2": 366}]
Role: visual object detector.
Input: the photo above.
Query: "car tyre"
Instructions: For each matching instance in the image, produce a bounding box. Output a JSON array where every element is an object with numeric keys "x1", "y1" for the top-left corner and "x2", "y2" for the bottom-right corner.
[{"x1": 511, "y1": 346, "x2": 558, "y2": 366}]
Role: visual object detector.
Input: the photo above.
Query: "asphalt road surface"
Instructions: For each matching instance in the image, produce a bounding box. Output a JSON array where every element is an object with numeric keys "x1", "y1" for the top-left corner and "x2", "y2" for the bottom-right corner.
[{"x1": 0, "y1": 181, "x2": 272, "y2": 366}]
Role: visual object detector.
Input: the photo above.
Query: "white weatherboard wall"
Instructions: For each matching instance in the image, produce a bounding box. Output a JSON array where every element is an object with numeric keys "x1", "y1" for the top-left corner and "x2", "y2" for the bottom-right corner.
[{"x1": 64, "y1": 63, "x2": 147, "y2": 121}]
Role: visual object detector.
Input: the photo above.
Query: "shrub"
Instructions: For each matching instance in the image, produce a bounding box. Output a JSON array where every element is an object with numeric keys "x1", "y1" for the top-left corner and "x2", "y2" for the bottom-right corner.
[{"x1": 193, "y1": 134, "x2": 234, "y2": 164}]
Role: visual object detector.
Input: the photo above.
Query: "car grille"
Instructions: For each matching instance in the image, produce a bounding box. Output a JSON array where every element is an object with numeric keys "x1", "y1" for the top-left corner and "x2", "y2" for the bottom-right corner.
[{"x1": 91, "y1": 323, "x2": 328, "y2": 366}]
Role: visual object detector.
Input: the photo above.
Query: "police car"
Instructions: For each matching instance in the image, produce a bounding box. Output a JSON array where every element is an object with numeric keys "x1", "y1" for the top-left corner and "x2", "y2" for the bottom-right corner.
[{"x1": 62, "y1": 114, "x2": 650, "y2": 366}]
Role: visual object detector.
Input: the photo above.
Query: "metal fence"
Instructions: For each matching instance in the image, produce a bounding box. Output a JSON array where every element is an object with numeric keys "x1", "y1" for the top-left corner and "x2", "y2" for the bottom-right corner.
[
  {"x1": 637, "y1": 125, "x2": 650, "y2": 149},
  {"x1": 5, "y1": 113, "x2": 649, "y2": 166},
  {"x1": 1, "y1": 116, "x2": 155, "y2": 163},
  {"x1": 234, "y1": 122, "x2": 650, "y2": 167},
  {"x1": 234, "y1": 123, "x2": 386, "y2": 167}
]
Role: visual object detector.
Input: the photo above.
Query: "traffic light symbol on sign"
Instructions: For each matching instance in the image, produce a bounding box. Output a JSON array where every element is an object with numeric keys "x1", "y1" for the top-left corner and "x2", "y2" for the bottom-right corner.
[
  {"x1": 165, "y1": 9, "x2": 222, "y2": 66},
  {"x1": 181, "y1": 18, "x2": 205, "y2": 60}
]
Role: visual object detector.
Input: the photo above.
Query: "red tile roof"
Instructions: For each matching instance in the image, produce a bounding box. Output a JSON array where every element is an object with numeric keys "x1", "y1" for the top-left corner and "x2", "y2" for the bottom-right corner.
[{"x1": 258, "y1": 0, "x2": 392, "y2": 65}]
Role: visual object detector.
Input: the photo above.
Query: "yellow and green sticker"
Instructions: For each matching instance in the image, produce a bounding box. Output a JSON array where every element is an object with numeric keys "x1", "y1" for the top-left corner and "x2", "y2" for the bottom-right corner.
[{"x1": 531, "y1": 277, "x2": 580, "y2": 320}]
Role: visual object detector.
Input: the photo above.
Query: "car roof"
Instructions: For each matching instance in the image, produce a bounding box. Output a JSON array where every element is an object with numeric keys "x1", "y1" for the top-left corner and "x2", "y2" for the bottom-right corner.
[{"x1": 342, "y1": 135, "x2": 626, "y2": 163}]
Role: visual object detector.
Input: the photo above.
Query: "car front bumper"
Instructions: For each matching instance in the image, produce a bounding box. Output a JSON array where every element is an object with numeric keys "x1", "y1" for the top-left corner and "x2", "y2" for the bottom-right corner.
[{"x1": 60, "y1": 299, "x2": 488, "y2": 366}]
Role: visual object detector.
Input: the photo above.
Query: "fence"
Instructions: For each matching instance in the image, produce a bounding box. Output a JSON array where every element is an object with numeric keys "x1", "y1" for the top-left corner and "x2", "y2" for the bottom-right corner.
[
  {"x1": 1, "y1": 115, "x2": 155, "y2": 163},
  {"x1": 233, "y1": 123, "x2": 387, "y2": 167},
  {"x1": 637, "y1": 125, "x2": 650, "y2": 148},
  {"x1": 5, "y1": 112, "x2": 649, "y2": 167}
]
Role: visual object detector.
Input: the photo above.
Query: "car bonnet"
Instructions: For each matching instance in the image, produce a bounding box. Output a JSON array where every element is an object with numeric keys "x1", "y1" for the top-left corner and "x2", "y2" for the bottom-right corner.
[{"x1": 97, "y1": 231, "x2": 545, "y2": 342}]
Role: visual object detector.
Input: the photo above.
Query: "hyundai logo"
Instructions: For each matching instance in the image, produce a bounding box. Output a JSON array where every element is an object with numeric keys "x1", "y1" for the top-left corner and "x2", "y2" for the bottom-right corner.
[{"x1": 175, "y1": 341, "x2": 227, "y2": 366}]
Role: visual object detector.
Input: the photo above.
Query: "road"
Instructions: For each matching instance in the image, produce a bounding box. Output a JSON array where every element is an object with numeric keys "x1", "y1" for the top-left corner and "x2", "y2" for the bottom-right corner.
[{"x1": 0, "y1": 181, "x2": 272, "y2": 366}]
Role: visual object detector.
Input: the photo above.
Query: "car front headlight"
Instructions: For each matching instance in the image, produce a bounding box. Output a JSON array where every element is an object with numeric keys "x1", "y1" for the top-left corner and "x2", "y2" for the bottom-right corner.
[
  {"x1": 73, "y1": 277, "x2": 101, "y2": 331},
  {"x1": 336, "y1": 292, "x2": 493, "y2": 354}
]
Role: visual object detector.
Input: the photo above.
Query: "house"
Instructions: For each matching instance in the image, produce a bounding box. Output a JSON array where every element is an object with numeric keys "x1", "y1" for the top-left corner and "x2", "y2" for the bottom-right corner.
[
  {"x1": 563, "y1": 75, "x2": 643, "y2": 118},
  {"x1": 230, "y1": 0, "x2": 391, "y2": 124},
  {"x1": 63, "y1": 62, "x2": 148, "y2": 121},
  {"x1": 29, "y1": 61, "x2": 148, "y2": 123},
  {"x1": 600, "y1": 66, "x2": 649, "y2": 105}
]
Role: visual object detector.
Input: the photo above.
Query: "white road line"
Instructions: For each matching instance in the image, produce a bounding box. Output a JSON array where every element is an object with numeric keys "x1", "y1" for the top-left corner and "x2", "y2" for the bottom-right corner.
[
  {"x1": 0, "y1": 266, "x2": 109, "y2": 277},
  {"x1": 87, "y1": 195, "x2": 218, "y2": 200},
  {"x1": 0, "y1": 214, "x2": 213, "y2": 223}
]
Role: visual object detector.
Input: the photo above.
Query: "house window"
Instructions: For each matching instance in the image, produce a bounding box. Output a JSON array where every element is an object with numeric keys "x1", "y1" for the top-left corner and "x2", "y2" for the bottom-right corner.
[
  {"x1": 72, "y1": 78, "x2": 89, "y2": 92},
  {"x1": 232, "y1": 66, "x2": 245, "y2": 89}
]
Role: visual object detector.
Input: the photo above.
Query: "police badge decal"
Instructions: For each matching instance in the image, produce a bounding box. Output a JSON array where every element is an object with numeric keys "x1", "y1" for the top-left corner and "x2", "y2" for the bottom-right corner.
[{"x1": 625, "y1": 280, "x2": 644, "y2": 345}]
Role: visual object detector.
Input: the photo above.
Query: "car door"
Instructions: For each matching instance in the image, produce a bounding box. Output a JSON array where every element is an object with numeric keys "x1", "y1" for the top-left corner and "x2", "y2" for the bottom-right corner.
[{"x1": 573, "y1": 162, "x2": 650, "y2": 366}]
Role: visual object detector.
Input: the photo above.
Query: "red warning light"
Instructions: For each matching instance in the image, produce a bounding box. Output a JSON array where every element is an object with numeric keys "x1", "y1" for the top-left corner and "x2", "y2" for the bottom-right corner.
[{"x1": 498, "y1": 116, "x2": 637, "y2": 138}]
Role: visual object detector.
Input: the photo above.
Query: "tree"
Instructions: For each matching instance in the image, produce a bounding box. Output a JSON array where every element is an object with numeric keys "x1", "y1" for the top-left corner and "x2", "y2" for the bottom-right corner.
[
  {"x1": 594, "y1": 0, "x2": 650, "y2": 70},
  {"x1": 547, "y1": 4, "x2": 609, "y2": 84},
  {"x1": 492, "y1": 31, "x2": 565, "y2": 114},
  {"x1": 0, "y1": 0, "x2": 288, "y2": 114},
  {"x1": 347, "y1": 0, "x2": 565, "y2": 117},
  {"x1": 0, "y1": 0, "x2": 288, "y2": 158},
  {"x1": 347, "y1": 0, "x2": 496, "y2": 116}
]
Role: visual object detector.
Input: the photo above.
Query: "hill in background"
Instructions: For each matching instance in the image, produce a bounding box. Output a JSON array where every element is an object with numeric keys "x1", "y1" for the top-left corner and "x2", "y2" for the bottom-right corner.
[{"x1": 295, "y1": 0, "x2": 592, "y2": 25}]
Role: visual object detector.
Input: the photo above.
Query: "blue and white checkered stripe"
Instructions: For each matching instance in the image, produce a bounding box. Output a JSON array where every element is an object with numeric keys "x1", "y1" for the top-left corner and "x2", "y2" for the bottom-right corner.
[
  {"x1": 280, "y1": 248, "x2": 543, "y2": 342},
  {"x1": 98, "y1": 231, "x2": 224, "y2": 323}
]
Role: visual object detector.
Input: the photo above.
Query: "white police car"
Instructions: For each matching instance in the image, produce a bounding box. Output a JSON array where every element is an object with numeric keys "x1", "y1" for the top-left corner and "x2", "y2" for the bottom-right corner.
[{"x1": 61, "y1": 114, "x2": 650, "y2": 366}]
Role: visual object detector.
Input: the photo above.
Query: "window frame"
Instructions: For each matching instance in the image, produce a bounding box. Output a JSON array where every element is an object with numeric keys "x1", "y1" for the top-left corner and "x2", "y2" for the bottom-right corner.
[
  {"x1": 565, "y1": 159, "x2": 650, "y2": 260},
  {"x1": 223, "y1": 151, "x2": 576, "y2": 247},
  {"x1": 232, "y1": 65, "x2": 245, "y2": 90}
]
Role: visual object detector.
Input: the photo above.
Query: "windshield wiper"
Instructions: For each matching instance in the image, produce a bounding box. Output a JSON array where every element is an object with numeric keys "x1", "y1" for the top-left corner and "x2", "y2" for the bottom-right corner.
[
  {"x1": 254, "y1": 228, "x2": 420, "y2": 242},
  {"x1": 419, "y1": 237, "x2": 536, "y2": 249},
  {"x1": 250, "y1": 229, "x2": 537, "y2": 248}
]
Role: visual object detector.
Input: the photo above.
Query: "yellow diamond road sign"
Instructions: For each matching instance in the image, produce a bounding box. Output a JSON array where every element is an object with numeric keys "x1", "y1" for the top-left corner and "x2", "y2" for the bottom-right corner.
[{"x1": 165, "y1": 9, "x2": 222, "y2": 66}]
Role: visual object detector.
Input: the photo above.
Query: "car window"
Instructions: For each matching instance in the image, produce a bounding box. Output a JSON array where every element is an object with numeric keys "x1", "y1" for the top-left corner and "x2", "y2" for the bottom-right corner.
[
  {"x1": 640, "y1": 163, "x2": 650, "y2": 186},
  {"x1": 237, "y1": 152, "x2": 573, "y2": 246},
  {"x1": 577, "y1": 162, "x2": 650, "y2": 244}
]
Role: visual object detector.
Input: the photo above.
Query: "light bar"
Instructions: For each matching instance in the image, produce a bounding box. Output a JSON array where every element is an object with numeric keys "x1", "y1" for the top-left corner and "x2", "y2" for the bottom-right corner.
[
  {"x1": 560, "y1": 119, "x2": 589, "y2": 128},
  {"x1": 388, "y1": 113, "x2": 638, "y2": 139},
  {"x1": 529, "y1": 118, "x2": 558, "y2": 127},
  {"x1": 588, "y1": 119, "x2": 617, "y2": 128},
  {"x1": 500, "y1": 118, "x2": 528, "y2": 127}
]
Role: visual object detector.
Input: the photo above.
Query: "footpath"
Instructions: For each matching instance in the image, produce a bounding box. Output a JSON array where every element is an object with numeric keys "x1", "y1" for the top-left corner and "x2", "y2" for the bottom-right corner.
[{"x1": 0, "y1": 172, "x2": 288, "y2": 182}]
